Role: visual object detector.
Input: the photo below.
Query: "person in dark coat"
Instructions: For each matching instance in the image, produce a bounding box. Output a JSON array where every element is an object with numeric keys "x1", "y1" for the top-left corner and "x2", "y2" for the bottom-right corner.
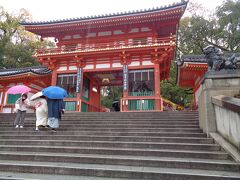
[
  {"x1": 112, "y1": 100, "x2": 120, "y2": 111},
  {"x1": 47, "y1": 98, "x2": 65, "y2": 132}
]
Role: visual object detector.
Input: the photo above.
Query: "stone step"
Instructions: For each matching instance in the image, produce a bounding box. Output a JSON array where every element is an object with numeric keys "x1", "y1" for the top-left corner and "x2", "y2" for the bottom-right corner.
[
  {"x1": 61, "y1": 117, "x2": 200, "y2": 120},
  {"x1": 0, "y1": 160, "x2": 239, "y2": 180},
  {"x1": 2, "y1": 111, "x2": 237, "y2": 180},
  {"x1": 0, "y1": 112, "x2": 199, "y2": 115},
  {"x1": 0, "y1": 152, "x2": 238, "y2": 172},
  {"x1": 60, "y1": 117, "x2": 199, "y2": 120},
  {"x1": 0, "y1": 172, "x2": 130, "y2": 180},
  {"x1": 0, "y1": 131, "x2": 207, "y2": 137},
  {"x1": 0, "y1": 116, "x2": 199, "y2": 120},
  {"x1": 1, "y1": 116, "x2": 199, "y2": 121},
  {"x1": 0, "y1": 119, "x2": 200, "y2": 123},
  {"x1": 60, "y1": 115, "x2": 199, "y2": 118},
  {"x1": 73, "y1": 116, "x2": 201, "y2": 118},
  {"x1": 0, "y1": 135, "x2": 213, "y2": 143},
  {"x1": 0, "y1": 139, "x2": 220, "y2": 151},
  {"x1": 0, "y1": 145, "x2": 229, "y2": 160},
  {"x1": 1, "y1": 111, "x2": 198, "y2": 113},
  {"x1": 0, "y1": 116, "x2": 199, "y2": 119},
  {"x1": 0, "y1": 112, "x2": 198, "y2": 116},
  {"x1": 62, "y1": 112, "x2": 198, "y2": 114},
  {"x1": 60, "y1": 114, "x2": 199, "y2": 117},
  {"x1": 0, "y1": 123, "x2": 201, "y2": 128},
  {"x1": 1, "y1": 114, "x2": 199, "y2": 117},
  {"x1": 0, "y1": 121, "x2": 199, "y2": 124},
  {"x1": 0, "y1": 124, "x2": 200, "y2": 128},
  {"x1": 0, "y1": 127, "x2": 203, "y2": 133},
  {"x1": 0, "y1": 121, "x2": 200, "y2": 125},
  {"x1": 0, "y1": 117, "x2": 200, "y2": 121}
]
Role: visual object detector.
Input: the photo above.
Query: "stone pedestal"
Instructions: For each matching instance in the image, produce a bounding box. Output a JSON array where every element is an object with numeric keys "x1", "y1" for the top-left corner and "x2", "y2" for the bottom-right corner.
[{"x1": 198, "y1": 70, "x2": 240, "y2": 136}]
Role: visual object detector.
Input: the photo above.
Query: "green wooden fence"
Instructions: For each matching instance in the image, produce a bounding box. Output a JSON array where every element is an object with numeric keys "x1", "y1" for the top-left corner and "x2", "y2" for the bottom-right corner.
[
  {"x1": 128, "y1": 99, "x2": 154, "y2": 111},
  {"x1": 81, "y1": 102, "x2": 88, "y2": 112},
  {"x1": 65, "y1": 101, "x2": 77, "y2": 111}
]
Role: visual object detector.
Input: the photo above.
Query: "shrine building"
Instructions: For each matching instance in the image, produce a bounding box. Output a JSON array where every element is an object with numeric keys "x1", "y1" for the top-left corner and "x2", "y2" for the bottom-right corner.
[
  {"x1": 177, "y1": 53, "x2": 240, "y2": 109},
  {"x1": 0, "y1": 1, "x2": 188, "y2": 112}
]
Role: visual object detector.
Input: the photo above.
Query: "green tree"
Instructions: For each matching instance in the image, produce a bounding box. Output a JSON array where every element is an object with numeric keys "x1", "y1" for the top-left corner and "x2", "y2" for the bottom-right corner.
[
  {"x1": 101, "y1": 86, "x2": 122, "y2": 109},
  {"x1": 161, "y1": 0, "x2": 240, "y2": 108},
  {"x1": 0, "y1": 7, "x2": 54, "y2": 69},
  {"x1": 161, "y1": 63, "x2": 193, "y2": 107},
  {"x1": 178, "y1": 0, "x2": 240, "y2": 55},
  {"x1": 216, "y1": 0, "x2": 240, "y2": 51}
]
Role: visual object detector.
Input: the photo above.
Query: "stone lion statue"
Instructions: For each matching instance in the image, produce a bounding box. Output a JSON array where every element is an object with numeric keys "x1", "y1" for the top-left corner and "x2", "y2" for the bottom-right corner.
[{"x1": 203, "y1": 45, "x2": 237, "y2": 71}]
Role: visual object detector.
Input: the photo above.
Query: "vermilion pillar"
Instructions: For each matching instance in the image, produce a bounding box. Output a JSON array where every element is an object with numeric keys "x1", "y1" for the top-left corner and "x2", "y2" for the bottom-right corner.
[
  {"x1": 151, "y1": 51, "x2": 168, "y2": 111},
  {"x1": 0, "y1": 86, "x2": 7, "y2": 112},
  {"x1": 122, "y1": 64, "x2": 129, "y2": 112},
  {"x1": 120, "y1": 52, "x2": 130, "y2": 112},
  {"x1": 154, "y1": 63, "x2": 161, "y2": 110},
  {"x1": 193, "y1": 89, "x2": 197, "y2": 110},
  {"x1": 76, "y1": 67, "x2": 83, "y2": 112},
  {"x1": 0, "y1": 91, "x2": 5, "y2": 112},
  {"x1": 89, "y1": 79, "x2": 101, "y2": 112},
  {"x1": 51, "y1": 70, "x2": 57, "y2": 86},
  {"x1": 48, "y1": 60, "x2": 57, "y2": 86},
  {"x1": 75, "y1": 58, "x2": 86, "y2": 112}
]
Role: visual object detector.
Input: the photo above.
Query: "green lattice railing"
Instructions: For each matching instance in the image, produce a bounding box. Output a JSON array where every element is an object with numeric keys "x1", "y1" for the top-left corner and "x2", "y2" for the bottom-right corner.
[
  {"x1": 128, "y1": 99, "x2": 154, "y2": 111},
  {"x1": 65, "y1": 101, "x2": 77, "y2": 111},
  {"x1": 129, "y1": 91, "x2": 154, "y2": 96}
]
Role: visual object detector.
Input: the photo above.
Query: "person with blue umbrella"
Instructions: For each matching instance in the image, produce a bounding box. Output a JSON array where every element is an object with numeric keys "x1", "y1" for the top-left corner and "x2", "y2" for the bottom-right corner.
[{"x1": 42, "y1": 86, "x2": 67, "y2": 132}]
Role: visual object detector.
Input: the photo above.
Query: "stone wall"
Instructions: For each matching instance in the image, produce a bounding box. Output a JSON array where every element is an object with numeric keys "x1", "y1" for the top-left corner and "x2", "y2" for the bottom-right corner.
[
  {"x1": 212, "y1": 95, "x2": 240, "y2": 150},
  {"x1": 198, "y1": 70, "x2": 240, "y2": 136}
]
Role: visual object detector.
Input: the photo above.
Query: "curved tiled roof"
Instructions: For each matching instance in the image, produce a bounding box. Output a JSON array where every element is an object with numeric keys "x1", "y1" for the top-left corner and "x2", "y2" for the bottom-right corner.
[
  {"x1": 181, "y1": 55, "x2": 206, "y2": 63},
  {"x1": 178, "y1": 53, "x2": 240, "y2": 65},
  {"x1": 176, "y1": 53, "x2": 240, "y2": 85},
  {"x1": 0, "y1": 66, "x2": 51, "y2": 77},
  {"x1": 21, "y1": 1, "x2": 188, "y2": 25}
]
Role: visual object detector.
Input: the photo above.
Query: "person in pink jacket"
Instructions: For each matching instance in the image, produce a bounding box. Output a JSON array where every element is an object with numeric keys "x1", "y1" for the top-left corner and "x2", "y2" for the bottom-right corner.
[{"x1": 14, "y1": 94, "x2": 30, "y2": 128}]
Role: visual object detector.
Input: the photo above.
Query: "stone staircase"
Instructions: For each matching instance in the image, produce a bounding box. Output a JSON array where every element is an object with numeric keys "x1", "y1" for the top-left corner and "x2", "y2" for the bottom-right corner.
[{"x1": 0, "y1": 112, "x2": 239, "y2": 180}]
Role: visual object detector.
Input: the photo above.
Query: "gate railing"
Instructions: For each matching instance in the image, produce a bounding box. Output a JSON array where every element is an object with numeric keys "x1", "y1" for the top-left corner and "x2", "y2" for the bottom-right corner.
[
  {"x1": 35, "y1": 36, "x2": 175, "y2": 56},
  {"x1": 121, "y1": 96, "x2": 156, "y2": 112}
]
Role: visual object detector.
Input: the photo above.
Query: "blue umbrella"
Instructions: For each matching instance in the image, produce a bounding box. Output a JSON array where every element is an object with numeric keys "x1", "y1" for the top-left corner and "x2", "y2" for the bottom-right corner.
[{"x1": 42, "y1": 86, "x2": 68, "y2": 99}]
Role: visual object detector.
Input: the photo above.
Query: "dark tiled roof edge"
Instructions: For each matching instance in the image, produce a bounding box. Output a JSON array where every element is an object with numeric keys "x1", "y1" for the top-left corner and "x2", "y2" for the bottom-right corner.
[
  {"x1": 181, "y1": 53, "x2": 240, "y2": 63},
  {"x1": 182, "y1": 55, "x2": 206, "y2": 63},
  {"x1": 0, "y1": 66, "x2": 49, "y2": 71},
  {"x1": 0, "y1": 66, "x2": 51, "y2": 76},
  {"x1": 21, "y1": 1, "x2": 188, "y2": 25}
]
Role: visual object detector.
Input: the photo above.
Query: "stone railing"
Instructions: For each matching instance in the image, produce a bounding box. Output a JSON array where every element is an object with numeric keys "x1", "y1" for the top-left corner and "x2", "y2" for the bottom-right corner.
[
  {"x1": 198, "y1": 70, "x2": 240, "y2": 135},
  {"x1": 212, "y1": 95, "x2": 240, "y2": 151},
  {"x1": 197, "y1": 70, "x2": 240, "y2": 161}
]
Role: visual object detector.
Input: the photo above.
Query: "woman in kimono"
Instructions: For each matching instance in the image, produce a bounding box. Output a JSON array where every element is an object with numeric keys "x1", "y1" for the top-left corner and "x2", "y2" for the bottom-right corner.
[
  {"x1": 47, "y1": 98, "x2": 65, "y2": 132},
  {"x1": 34, "y1": 96, "x2": 48, "y2": 131}
]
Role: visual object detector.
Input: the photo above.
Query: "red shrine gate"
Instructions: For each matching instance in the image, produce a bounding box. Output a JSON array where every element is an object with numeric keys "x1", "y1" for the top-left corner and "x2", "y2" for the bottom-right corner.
[{"x1": 21, "y1": 1, "x2": 187, "y2": 112}]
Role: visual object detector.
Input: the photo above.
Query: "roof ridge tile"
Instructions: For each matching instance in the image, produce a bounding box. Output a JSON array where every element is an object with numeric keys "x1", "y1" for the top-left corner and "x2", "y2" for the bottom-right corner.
[{"x1": 21, "y1": 1, "x2": 188, "y2": 25}]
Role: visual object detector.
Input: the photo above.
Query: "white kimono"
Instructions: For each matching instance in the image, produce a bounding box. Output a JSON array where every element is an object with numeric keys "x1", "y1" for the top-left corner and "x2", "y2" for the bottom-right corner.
[{"x1": 34, "y1": 98, "x2": 48, "y2": 127}]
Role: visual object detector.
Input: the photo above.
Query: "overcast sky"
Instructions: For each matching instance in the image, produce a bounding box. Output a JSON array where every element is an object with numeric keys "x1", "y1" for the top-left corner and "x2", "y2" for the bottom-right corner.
[{"x1": 0, "y1": 0, "x2": 224, "y2": 21}]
